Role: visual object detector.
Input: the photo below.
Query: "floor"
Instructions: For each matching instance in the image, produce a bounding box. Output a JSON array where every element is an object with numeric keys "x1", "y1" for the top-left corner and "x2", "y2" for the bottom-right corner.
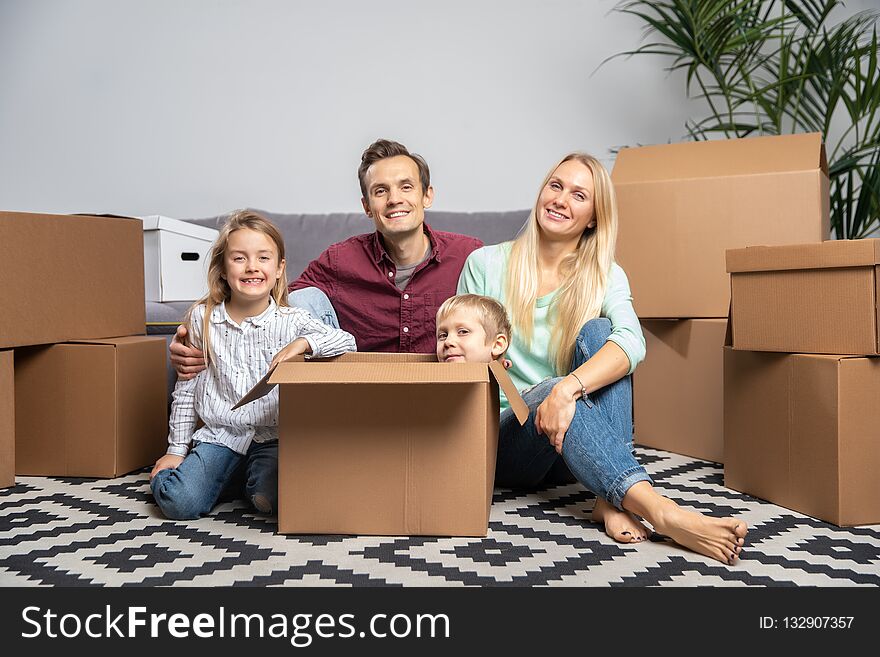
[{"x1": 1, "y1": 447, "x2": 878, "y2": 586}]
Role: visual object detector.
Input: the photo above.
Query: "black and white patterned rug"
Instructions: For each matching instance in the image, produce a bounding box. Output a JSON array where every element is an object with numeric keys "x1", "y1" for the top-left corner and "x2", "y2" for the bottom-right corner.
[{"x1": 1, "y1": 448, "x2": 878, "y2": 587}]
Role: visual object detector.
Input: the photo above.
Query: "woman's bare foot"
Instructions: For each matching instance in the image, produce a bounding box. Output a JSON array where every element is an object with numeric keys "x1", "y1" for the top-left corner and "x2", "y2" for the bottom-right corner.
[
  {"x1": 591, "y1": 498, "x2": 651, "y2": 543},
  {"x1": 650, "y1": 497, "x2": 748, "y2": 564}
]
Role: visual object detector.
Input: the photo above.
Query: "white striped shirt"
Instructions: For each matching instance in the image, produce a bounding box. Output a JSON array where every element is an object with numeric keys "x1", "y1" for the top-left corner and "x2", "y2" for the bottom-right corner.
[{"x1": 166, "y1": 298, "x2": 356, "y2": 456}]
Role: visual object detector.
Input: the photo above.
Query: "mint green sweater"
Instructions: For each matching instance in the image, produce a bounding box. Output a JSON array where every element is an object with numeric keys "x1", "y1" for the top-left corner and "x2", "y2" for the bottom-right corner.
[{"x1": 457, "y1": 242, "x2": 646, "y2": 411}]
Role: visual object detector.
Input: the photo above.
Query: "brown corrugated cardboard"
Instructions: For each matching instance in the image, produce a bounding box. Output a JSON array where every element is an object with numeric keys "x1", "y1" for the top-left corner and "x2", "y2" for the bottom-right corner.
[
  {"x1": 727, "y1": 239, "x2": 880, "y2": 354},
  {"x1": 0, "y1": 211, "x2": 146, "y2": 348},
  {"x1": 0, "y1": 351, "x2": 13, "y2": 488},
  {"x1": 241, "y1": 352, "x2": 528, "y2": 537},
  {"x1": 612, "y1": 133, "x2": 830, "y2": 318},
  {"x1": 724, "y1": 348, "x2": 880, "y2": 526},
  {"x1": 635, "y1": 319, "x2": 726, "y2": 463},
  {"x1": 14, "y1": 336, "x2": 168, "y2": 477}
]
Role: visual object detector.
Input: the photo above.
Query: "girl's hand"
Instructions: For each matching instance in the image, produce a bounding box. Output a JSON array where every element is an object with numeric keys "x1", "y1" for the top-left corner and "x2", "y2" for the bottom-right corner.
[
  {"x1": 270, "y1": 338, "x2": 311, "y2": 369},
  {"x1": 150, "y1": 454, "x2": 185, "y2": 480},
  {"x1": 534, "y1": 377, "x2": 581, "y2": 454}
]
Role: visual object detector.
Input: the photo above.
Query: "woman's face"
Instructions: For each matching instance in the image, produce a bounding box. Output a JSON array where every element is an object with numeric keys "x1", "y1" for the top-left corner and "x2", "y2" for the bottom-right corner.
[{"x1": 536, "y1": 159, "x2": 596, "y2": 242}]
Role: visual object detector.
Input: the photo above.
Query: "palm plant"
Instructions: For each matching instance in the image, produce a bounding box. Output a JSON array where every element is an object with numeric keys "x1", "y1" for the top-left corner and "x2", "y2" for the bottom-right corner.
[{"x1": 611, "y1": 0, "x2": 880, "y2": 238}]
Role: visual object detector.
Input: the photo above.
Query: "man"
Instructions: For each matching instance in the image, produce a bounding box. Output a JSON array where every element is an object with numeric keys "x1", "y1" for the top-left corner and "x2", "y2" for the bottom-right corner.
[{"x1": 170, "y1": 139, "x2": 482, "y2": 374}]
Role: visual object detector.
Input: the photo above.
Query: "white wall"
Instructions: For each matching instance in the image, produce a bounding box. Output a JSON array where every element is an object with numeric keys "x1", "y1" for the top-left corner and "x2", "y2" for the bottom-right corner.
[{"x1": 0, "y1": 0, "x2": 874, "y2": 217}]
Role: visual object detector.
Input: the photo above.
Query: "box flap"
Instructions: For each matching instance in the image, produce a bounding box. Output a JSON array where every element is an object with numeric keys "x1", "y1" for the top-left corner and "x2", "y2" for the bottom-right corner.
[
  {"x1": 270, "y1": 361, "x2": 489, "y2": 385},
  {"x1": 232, "y1": 352, "x2": 493, "y2": 410},
  {"x1": 488, "y1": 360, "x2": 529, "y2": 425},
  {"x1": 612, "y1": 133, "x2": 825, "y2": 184},
  {"x1": 139, "y1": 215, "x2": 219, "y2": 241},
  {"x1": 726, "y1": 239, "x2": 880, "y2": 273}
]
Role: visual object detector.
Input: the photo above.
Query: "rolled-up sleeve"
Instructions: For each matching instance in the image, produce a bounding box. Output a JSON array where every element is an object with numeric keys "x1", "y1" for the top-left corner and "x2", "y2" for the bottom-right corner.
[{"x1": 602, "y1": 263, "x2": 646, "y2": 374}]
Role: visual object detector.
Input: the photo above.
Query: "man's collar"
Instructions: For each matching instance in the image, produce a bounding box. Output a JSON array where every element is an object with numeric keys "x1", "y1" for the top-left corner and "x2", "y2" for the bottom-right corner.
[{"x1": 369, "y1": 223, "x2": 441, "y2": 265}]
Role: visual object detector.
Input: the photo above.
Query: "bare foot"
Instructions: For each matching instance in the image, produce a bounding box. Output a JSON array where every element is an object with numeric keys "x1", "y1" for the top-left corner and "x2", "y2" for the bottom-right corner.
[
  {"x1": 591, "y1": 498, "x2": 651, "y2": 543},
  {"x1": 651, "y1": 498, "x2": 748, "y2": 565}
]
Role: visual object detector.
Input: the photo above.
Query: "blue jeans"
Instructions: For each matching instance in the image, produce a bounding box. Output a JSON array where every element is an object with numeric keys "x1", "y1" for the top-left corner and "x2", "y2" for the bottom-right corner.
[
  {"x1": 151, "y1": 440, "x2": 278, "y2": 520},
  {"x1": 289, "y1": 287, "x2": 340, "y2": 329},
  {"x1": 497, "y1": 318, "x2": 652, "y2": 509}
]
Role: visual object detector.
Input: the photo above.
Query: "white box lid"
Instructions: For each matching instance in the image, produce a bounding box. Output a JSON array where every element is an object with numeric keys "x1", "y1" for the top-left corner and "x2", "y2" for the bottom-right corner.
[{"x1": 139, "y1": 215, "x2": 219, "y2": 241}]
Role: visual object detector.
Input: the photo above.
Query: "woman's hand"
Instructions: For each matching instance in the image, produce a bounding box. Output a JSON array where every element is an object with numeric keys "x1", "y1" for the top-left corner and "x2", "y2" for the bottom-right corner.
[
  {"x1": 270, "y1": 338, "x2": 312, "y2": 369},
  {"x1": 534, "y1": 376, "x2": 581, "y2": 454},
  {"x1": 150, "y1": 454, "x2": 185, "y2": 480}
]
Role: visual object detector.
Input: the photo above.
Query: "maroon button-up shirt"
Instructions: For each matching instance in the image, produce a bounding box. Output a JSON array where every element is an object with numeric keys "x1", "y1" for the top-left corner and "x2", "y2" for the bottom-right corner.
[{"x1": 289, "y1": 224, "x2": 483, "y2": 353}]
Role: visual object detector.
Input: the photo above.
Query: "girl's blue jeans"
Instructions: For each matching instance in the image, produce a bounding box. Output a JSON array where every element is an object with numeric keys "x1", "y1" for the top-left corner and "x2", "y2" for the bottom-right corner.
[
  {"x1": 151, "y1": 439, "x2": 278, "y2": 520},
  {"x1": 497, "y1": 318, "x2": 651, "y2": 509}
]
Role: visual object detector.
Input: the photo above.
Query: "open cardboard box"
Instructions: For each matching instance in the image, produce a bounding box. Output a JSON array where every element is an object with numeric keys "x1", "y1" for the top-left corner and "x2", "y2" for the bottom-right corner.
[
  {"x1": 727, "y1": 239, "x2": 880, "y2": 354},
  {"x1": 613, "y1": 133, "x2": 829, "y2": 318},
  {"x1": 236, "y1": 352, "x2": 529, "y2": 536},
  {"x1": 724, "y1": 347, "x2": 880, "y2": 526},
  {"x1": 0, "y1": 211, "x2": 146, "y2": 348}
]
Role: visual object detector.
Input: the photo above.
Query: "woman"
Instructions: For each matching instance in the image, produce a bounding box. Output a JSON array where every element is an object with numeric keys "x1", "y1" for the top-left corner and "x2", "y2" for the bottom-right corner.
[{"x1": 458, "y1": 153, "x2": 747, "y2": 564}]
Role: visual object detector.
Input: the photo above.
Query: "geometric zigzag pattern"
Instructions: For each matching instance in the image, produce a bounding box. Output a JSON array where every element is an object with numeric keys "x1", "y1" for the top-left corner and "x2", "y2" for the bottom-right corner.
[{"x1": 1, "y1": 448, "x2": 878, "y2": 587}]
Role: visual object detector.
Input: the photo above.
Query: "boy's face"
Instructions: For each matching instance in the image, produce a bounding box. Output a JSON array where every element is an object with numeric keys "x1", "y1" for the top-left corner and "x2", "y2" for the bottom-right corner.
[{"x1": 436, "y1": 308, "x2": 508, "y2": 363}]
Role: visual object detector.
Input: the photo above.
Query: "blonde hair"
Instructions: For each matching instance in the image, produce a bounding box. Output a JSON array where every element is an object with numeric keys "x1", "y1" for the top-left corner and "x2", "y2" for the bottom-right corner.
[
  {"x1": 436, "y1": 294, "x2": 512, "y2": 350},
  {"x1": 505, "y1": 153, "x2": 618, "y2": 375},
  {"x1": 183, "y1": 210, "x2": 289, "y2": 366}
]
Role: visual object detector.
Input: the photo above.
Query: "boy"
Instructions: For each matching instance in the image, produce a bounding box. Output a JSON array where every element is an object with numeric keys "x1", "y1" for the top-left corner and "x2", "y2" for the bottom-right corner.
[{"x1": 435, "y1": 294, "x2": 510, "y2": 364}]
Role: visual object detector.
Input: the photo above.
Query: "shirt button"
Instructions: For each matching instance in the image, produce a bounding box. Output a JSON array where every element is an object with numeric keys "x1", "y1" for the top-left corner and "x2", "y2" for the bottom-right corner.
[
  {"x1": 403, "y1": 327, "x2": 409, "y2": 333},
  {"x1": 388, "y1": 271, "x2": 394, "y2": 277},
  {"x1": 403, "y1": 293, "x2": 409, "y2": 300}
]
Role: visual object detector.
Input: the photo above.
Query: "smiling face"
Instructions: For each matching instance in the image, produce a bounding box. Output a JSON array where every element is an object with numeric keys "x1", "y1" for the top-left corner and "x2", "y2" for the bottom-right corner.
[
  {"x1": 361, "y1": 155, "x2": 434, "y2": 239},
  {"x1": 536, "y1": 159, "x2": 596, "y2": 242},
  {"x1": 436, "y1": 308, "x2": 508, "y2": 363},
  {"x1": 222, "y1": 228, "x2": 285, "y2": 305}
]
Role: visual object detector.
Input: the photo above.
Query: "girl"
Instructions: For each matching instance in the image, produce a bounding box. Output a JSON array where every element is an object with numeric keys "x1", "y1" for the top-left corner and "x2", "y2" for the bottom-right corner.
[
  {"x1": 458, "y1": 154, "x2": 748, "y2": 564},
  {"x1": 150, "y1": 210, "x2": 356, "y2": 519}
]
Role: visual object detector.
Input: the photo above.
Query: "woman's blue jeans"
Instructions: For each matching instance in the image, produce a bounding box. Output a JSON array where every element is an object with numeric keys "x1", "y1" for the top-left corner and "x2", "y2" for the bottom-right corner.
[
  {"x1": 497, "y1": 318, "x2": 651, "y2": 509},
  {"x1": 151, "y1": 440, "x2": 278, "y2": 520}
]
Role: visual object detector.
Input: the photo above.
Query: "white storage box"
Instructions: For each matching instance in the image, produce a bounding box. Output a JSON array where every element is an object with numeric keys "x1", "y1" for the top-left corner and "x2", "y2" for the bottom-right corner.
[{"x1": 141, "y1": 216, "x2": 218, "y2": 302}]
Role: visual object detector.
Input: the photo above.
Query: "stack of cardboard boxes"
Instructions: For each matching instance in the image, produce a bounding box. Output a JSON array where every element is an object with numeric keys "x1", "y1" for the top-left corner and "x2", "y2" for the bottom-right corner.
[
  {"x1": 0, "y1": 211, "x2": 168, "y2": 487},
  {"x1": 724, "y1": 239, "x2": 880, "y2": 526},
  {"x1": 612, "y1": 133, "x2": 830, "y2": 463}
]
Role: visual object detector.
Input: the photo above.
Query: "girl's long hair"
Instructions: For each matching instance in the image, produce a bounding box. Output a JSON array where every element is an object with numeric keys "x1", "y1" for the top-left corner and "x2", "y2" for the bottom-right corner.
[
  {"x1": 183, "y1": 209, "x2": 289, "y2": 366},
  {"x1": 505, "y1": 153, "x2": 618, "y2": 375}
]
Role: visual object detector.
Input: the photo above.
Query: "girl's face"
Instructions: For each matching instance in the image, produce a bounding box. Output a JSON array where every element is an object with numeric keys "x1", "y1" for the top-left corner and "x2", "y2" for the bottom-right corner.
[
  {"x1": 222, "y1": 228, "x2": 285, "y2": 304},
  {"x1": 536, "y1": 159, "x2": 596, "y2": 242}
]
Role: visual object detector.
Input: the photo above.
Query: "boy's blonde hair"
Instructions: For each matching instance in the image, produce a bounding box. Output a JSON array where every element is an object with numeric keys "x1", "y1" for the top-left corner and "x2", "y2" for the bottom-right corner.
[
  {"x1": 184, "y1": 209, "x2": 289, "y2": 366},
  {"x1": 506, "y1": 152, "x2": 617, "y2": 374},
  {"x1": 436, "y1": 294, "x2": 511, "y2": 349}
]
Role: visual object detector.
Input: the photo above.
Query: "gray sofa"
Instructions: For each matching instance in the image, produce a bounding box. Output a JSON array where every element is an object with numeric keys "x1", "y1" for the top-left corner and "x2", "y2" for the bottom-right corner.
[{"x1": 146, "y1": 209, "x2": 530, "y2": 397}]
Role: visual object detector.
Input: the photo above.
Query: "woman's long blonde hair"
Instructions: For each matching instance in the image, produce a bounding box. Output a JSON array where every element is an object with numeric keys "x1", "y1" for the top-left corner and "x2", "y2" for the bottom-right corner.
[
  {"x1": 183, "y1": 209, "x2": 289, "y2": 367},
  {"x1": 505, "y1": 153, "x2": 618, "y2": 375}
]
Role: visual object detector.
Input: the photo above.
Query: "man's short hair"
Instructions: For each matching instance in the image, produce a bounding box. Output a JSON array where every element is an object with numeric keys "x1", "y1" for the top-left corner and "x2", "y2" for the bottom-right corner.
[
  {"x1": 436, "y1": 294, "x2": 512, "y2": 345},
  {"x1": 358, "y1": 139, "x2": 431, "y2": 198}
]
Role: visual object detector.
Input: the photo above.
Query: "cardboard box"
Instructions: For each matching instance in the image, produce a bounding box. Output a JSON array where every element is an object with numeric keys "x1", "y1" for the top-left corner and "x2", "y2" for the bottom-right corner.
[
  {"x1": 0, "y1": 211, "x2": 146, "y2": 348},
  {"x1": 14, "y1": 336, "x2": 168, "y2": 477},
  {"x1": 141, "y1": 215, "x2": 218, "y2": 302},
  {"x1": 0, "y1": 351, "x2": 13, "y2": 488},
  {"x1": 724, "y1": 347, "x2": 880, "y2": 526},
  {"x1": 727, "y1": 239, "x2": 880, "y2": 354},
  {"x1": 635, "y1": 319, "x2": 726, "y2": 463},
  {"x1": 238, "y1": 352, "x2": 528, "y2": 536},
  {"x1": 612, "y1": 133, "x2": 830, "y2": 318}
]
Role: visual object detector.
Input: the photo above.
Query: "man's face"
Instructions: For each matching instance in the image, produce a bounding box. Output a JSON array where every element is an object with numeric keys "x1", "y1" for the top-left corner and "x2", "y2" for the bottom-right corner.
[
  {"x1": 436, "y1": 308, "x2": 506, "y2": 363},
  {"x1": 361, "y1": 155, "x2": 434, "y2": 239}
]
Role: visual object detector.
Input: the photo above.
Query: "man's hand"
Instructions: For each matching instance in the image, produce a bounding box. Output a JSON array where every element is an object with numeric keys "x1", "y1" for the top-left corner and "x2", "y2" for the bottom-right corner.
[
  {"x1": 170, "y1": 325, "x2": 206, "y2": 380},
  {"x1": 270, "y1": 337, "x2": 312, "y2": 369},
  {"x1": 534, "y1": 377, "x2": 581, "y2": 454},
  {"x1": 150, "y1": 454, "x2": 185, "y2": 480}
]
